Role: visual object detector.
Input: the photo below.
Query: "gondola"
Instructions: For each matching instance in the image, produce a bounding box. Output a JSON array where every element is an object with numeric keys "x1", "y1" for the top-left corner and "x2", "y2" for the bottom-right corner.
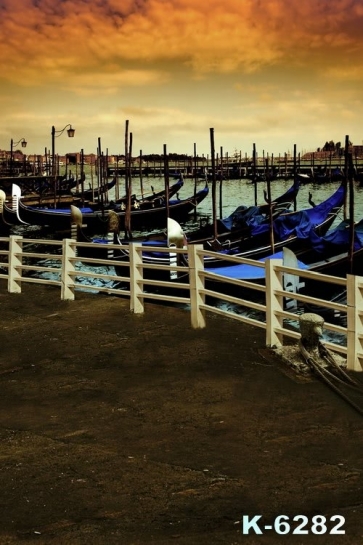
[
  {"x1": 73, "y1": 176, "x2": 183, "y2": 209},
  {"x1": 107, "y1": 181, "x2": 345, "y2": 280},
  {"x1": 2, "y1": 178, "x2": 185, "y2": 230},
  {"x1": 167, "y1": 177, "x2": 301, "y2": 247},
  {"x1": 13, "y1": 183, "x2": 209, "y2": 234},
  {"x1": 78, "y1": 176, "x2": 117, "y2": 201},
  {"x1": 0, "y1": 189, "x2": 11, "y2": 235},
  {"x1": 0, "y1": 173, "x2": 76, "y2": 195},
  {"x1": 205, "y1": 217, "x2": 363, "y2": 301}
]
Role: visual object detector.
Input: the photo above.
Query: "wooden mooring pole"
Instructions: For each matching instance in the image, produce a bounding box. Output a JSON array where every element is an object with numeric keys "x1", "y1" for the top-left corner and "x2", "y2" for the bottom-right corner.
[{"x1": 210, "y1": 128, "x2": 218, "y2": 240}]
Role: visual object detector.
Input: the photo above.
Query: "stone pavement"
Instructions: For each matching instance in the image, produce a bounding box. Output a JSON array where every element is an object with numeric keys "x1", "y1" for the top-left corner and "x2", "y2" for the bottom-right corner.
[{"x1": 0, "y1": 281, "x2": 363, "y2": 544}]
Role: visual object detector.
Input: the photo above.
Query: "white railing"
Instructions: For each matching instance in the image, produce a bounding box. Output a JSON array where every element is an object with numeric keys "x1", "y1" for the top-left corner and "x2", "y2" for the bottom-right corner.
[{"x1": 1, "y1": 235, "x2": 362, "y2": 372}]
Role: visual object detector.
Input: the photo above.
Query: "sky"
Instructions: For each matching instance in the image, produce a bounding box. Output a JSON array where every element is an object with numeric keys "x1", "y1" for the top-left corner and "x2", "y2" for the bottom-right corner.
[{"x1": 1, "y1": 0, "x2": 363, "y2": 159}]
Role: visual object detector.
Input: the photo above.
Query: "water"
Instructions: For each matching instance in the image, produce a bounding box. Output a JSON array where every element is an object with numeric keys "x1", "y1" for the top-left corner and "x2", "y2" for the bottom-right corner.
[
  {"x1": 102, "y1": 175, "x2": 362, "y2": 228},
  {"x1": 19, "y1": 173, "x2": 363, "y2": 348}
]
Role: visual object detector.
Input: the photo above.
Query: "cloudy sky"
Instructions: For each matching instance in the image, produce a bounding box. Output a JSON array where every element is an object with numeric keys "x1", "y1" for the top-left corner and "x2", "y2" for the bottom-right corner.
[{"x1": 1, "y1": 0, "x2": 363, "y2": 158}]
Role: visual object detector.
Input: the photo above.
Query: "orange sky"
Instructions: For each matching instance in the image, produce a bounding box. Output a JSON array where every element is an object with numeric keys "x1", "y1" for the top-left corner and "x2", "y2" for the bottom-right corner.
[{"x1": 1, "y1": 0, "x2": 363, "y2": 156}]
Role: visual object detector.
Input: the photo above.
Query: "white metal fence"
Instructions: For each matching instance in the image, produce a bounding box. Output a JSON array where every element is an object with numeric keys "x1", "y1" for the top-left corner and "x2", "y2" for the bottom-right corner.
[{"x1": 0, "y1": 235, "x2": 362, "y2": 372}]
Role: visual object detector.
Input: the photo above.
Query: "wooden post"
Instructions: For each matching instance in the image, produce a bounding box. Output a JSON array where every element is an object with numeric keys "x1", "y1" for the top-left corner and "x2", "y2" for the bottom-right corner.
[
  {"x1": 344, "y1": 134, "x2": 349, "y2": 221},
  {"x1": 139, "y1": 149, "x2": 144, "y2": 198},
  {"x1": 210, "y1": 128, "x2": 218, "y2": 239},
  {"x1": 188, "y1": 244, "x2": 206, "y2": 328},
  {"x1": 8, "y1": 235, "x2": 23, "y2": 294},
  {"x1": 103, "y1": 149, "x2": 109, "y2": 205},
  {"x1": 90, "y1": 158, "x2": 95, "y2": 201},
  {"x1": 284, "y1": 152, "x2": 287, "y2": 179},
  {"x1": 163, "y1": 144, "x2": 170, "y2": 220},
  {"x1": 293, "y1": 144, "x2": 297, "y2": 211},
  {"x1": 265, "y1": 258, "x2": 284, "y2": 347},
  {"x1": 125, "y1": 131, "x2": 133, "y2": 238},
  {"x1": 219, "y1": 145, "x2": 223, "y2": 219},
  {"x1": 348, "y1": 149, "x2": 355, "y2": 274},
  {"x1": 266, "y1": 157, "x2": 275, "y2": 254},
  {"x1": 346, "y1": 274, "x2": 363, "y2": 371},
  {"x1": 124, "y1": 120, "x2": 129, "y2": 199},
  {"x1": 123, "y1": 121, "x2": 132, "y2": 239},
  {"x1": 252, "y1": 143, "x2": 257, "y2": 205},
  {"x1": 97, "y1": 138, "x2": 104, "y2": 211},
  {"x1": 129, "y1": 242, "x2": 144, "y2": 314},
  {"x1": 61, "y1": 238, "x2": 76, "y2": 300},
  {"x1": 193, "y1": 142, "x2": 197, "y2": 220},
  {"x1": 80, "y1": 148, "x2": 85, "y2": 203}
]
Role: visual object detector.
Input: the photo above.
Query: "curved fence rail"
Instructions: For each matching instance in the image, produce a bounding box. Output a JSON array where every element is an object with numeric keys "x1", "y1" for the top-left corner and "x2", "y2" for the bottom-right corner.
[{"x1": 1, "y1": 234, "x2": 362, "y2": 371}]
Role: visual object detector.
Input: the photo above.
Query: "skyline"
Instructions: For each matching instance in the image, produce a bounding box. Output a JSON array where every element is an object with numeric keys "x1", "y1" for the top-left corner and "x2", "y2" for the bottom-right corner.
[{"x1": 1, "y1": 0, "x2": 363, "y2": 158}]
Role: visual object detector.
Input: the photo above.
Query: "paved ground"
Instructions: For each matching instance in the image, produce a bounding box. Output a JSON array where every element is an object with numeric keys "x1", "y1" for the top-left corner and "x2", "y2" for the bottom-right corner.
[{"x1": 1, "y1": 281, "x2": 363, "y2": 544}]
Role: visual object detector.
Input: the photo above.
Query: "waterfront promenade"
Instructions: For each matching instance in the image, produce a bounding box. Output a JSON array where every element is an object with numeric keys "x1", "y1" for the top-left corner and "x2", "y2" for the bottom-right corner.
[{"x1": 1, "y1": 282, "x2": 363, "y2": 544}]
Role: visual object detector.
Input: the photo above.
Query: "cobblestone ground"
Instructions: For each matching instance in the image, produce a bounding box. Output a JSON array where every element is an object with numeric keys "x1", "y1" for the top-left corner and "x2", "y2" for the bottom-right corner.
[{"x1": 0, "y1": 282, "x2": 363, "y2": 544}]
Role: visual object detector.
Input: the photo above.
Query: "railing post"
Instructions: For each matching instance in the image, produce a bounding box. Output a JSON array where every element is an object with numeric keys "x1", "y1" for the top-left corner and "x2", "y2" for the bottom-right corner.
[
  {"x1": 8, "y1": 235, "x2": 23, "y2": 293},
  {"x1": 61, "y1": 238, "x2": 76, "y2": 300},
  {"x1": 129, "y1": 242, "x2": 144, "y2": 314},
  {"x1": 346, "y1": 273, "x2": 363, "y2": 372},
  {"x1": 265, "y1": 258, "x2": 284, "y2": 347},
  {"x1": 188, "y1": 244, "x2": 206, "y2": 328}
]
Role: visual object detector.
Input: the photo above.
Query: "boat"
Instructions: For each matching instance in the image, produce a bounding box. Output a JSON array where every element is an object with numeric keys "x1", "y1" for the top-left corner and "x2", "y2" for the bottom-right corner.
[
  {"x1": 81, "y1": 182, "x2": 342, "y2": 288},
  {"x1": 74, "y1": 176, "x2": 183, "y2": 210},
  {"x1": 205, "y1": 217, "x2": 363, "y2": 301},
  {"x1": 0, "y1": 189, "x2": 11, "y2": 235},
  {"x1": 70, "y1": 178, "x2": 298, "y2": 250},
  {"x1": 0, "y1": 173, "x2": 76, "y2": 195},
  {"x1": 174, "y1": 177, "x2": 301, "y2": 246},
  {"x1": 2, "y1": 178, "x2": 185, "y2": 228},
  {"x1": 112, "y1": 178, "x2": 184, "y2": 207},
  {"x1": 110, "y1": 181, "x2": 345, "y2": 275},
  {"x1": 297, "y1": 167, "x2": 344, "y2": 185},
  {"x1": 202, "y1": 180, "x2": 345, "y2": 265},
  {"x1": 13, "y1": 182, "x2": 209, "y2": 234},
  {"x1": 78, "y1": 176, "x2": 117, "y2": 201}
]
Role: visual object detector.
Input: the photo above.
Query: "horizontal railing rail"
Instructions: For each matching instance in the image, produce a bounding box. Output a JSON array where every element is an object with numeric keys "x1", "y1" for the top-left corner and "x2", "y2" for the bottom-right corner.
[{"x1": 0, "y1": 234, "x2": 362, "y2": 371}]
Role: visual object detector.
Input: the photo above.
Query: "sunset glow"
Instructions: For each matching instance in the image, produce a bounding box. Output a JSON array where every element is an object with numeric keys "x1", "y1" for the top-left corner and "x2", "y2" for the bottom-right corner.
[{"x1": 1, "y1": 0, "x2": 363, "y2": 156}]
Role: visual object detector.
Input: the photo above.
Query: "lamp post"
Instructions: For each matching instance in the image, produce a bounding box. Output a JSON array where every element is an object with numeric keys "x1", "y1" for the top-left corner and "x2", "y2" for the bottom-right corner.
[
  {"x1": 51, "y1": 124, "x2": 75, "y2": 177},
  {"x1": 10, "y1": 137, "x2": 27, "y2": 176}
]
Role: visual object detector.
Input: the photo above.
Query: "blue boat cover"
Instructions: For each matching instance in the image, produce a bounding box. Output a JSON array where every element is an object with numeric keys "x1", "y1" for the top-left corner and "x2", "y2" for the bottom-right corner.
[
  {"x1": 309, "y1": 217, "x2": 363, "y2": 253},
  {"x1": 251, "y1": 183, "x2": 345, "y2": 239},
  {"x1": 28, "y1": 206, "x2": 95, "y2": 214},
  {"x1": 218, "y1": 180, "x2": 299, "y2": 231},
  {"x1": 219, "y1": 205, "x2": 265, "y2": 231},
  {"x1": 207, "y1": 251, "x2": 309, "y2": 281}
]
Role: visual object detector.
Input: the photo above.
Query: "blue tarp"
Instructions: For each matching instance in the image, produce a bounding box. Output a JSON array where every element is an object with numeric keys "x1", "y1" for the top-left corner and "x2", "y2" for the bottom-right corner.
[
  {"x1": 250, "y1": 183, "x2": 345, "y2": 239},
  {"x1": 218, "y1": 180, "x2": 300, "y2": 232},
  {"x1": 207, "y1": 251, "x2": 309, "y2": 281},
  {"x1": 309, "y1": 218, "x2": 363, "y2": 253},
  {"x1": 219, "y1": 205, "x2": 265, "y2": 231}
]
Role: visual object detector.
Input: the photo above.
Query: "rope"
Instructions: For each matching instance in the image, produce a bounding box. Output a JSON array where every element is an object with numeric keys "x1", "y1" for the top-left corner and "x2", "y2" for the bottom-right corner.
[
  {"x1": 318, "y1": 341, "x2": 360, "y2": 387},
  {"x1": 299, "y1": 340, "x2": 363, "y2": 417}
]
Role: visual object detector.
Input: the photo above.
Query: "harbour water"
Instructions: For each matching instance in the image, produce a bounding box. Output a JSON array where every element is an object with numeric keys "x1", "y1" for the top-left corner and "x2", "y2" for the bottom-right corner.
[
  {"x1": 93, "y1": 174, "x2": 363, "y2": 229},
  {"x1": 19, "y1": 173, "x2": 363, "y2": 348}
]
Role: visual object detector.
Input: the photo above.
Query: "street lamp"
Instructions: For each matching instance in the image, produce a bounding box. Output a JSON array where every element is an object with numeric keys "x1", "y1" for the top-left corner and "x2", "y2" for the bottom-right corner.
[
  {"x1": 10, "y1": 137, "x2": 27, "y2": 176},
  {"x1": 51, "y1": 124, "x2": 75, "y2": 177}
]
